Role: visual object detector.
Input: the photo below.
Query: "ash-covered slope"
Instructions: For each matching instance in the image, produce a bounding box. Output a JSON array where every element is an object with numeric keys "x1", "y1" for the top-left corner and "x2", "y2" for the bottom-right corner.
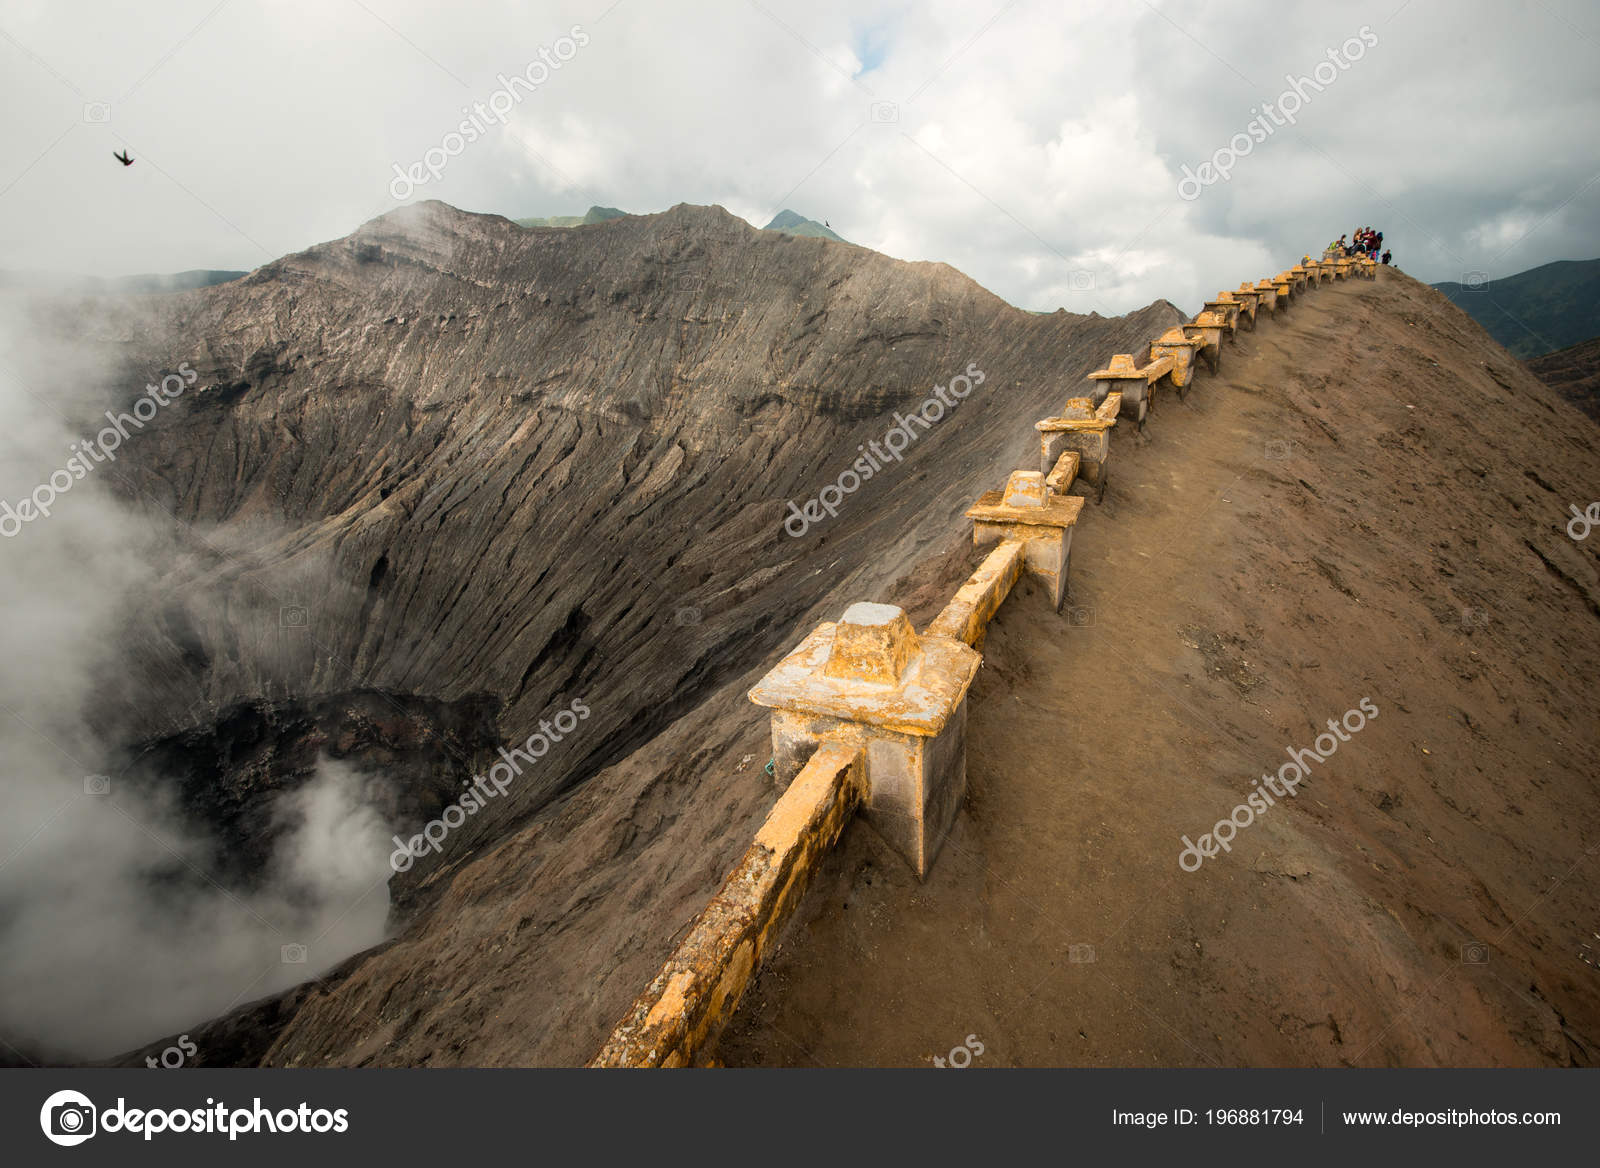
[
  {"x1": 720, "y1": 268, "x2": 1600, "y2": 1068},
  {"x1": 11, "y1": 201, "x2": 1182, "y2": 1064},
  {"x1": 73, "y1": 201, "x2": 1175, "y2": 853}
]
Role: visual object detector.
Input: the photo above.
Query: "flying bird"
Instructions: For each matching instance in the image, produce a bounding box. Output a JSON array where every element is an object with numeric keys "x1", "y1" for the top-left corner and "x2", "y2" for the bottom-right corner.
[{"x1": 113, "y1": 150, "x2": 134, "y2": 167}]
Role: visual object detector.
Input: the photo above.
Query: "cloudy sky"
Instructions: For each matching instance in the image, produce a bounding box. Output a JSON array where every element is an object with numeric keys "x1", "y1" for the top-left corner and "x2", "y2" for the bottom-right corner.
[{"x1": 1, "y1": 0, "x2": 1596, "y2": 315}]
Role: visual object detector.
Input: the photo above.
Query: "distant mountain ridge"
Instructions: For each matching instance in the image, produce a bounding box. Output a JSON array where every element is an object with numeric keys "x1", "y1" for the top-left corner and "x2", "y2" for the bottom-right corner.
[
  {"x1": 514, "y1": 205, "x2": 628, "y2": 229},
  {"x1": 1431, "y1": 257, "x2": 1600, "y2": 359},
  {"x1": 1525, "y1": 335, "x2": 1600, "y2": 422},
  {"x1": 762, "y1": 209, "x2": 847, "y2": 243}
]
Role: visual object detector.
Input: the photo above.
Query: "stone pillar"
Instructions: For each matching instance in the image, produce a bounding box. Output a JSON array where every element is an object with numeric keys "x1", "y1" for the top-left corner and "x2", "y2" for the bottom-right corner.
[
  {"x1": 1087, "y1": 354, "x2": 1154, "y2": 430},
  {"x1": 1201, "y1": 298, "x2": 1242, "y2": 336},
  {"x1": 1149, "y1": 327, "x2": 1207, "y2": 394},
  {"x1": 1221, "y1": 288, "x2": 1259, "y2": 329},
  {"x1": 1180, "y1": 312, "x2": 1227, "y2": 372},
  {"x1": 965, "y1": 470, "x2": 1084, "y2": 610},
  {"x1": 1037, "y1": 396, "x2": 1117, "y2": 502},
  {"x1": 749, "y1": 602, "x2": 981, "y2": 877}
]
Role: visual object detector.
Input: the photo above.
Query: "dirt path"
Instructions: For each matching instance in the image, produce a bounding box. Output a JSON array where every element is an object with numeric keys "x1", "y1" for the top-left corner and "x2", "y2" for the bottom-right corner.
[{"x1": 717, "y1": 270, "x2": 1600, "y2": 1067}]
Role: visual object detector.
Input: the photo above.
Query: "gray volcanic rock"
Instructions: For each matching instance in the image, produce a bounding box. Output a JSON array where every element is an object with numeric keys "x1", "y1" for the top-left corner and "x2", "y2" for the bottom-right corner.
[{"x1": 21, "y1": 200, "x2": 1179, "y2": 1063}]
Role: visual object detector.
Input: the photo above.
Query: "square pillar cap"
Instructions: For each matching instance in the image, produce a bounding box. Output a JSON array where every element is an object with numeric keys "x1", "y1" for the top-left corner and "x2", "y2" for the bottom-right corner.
[
  {"x1": 1002, "y1": 470, "x2": 1048, "y2": 508},
  {"x1": 825, "y1": 601, "x2": 916, "y2": 684},
  {"x1": 1153, "y1": 327, "x2": 1204, "y2": 348},
  {"x1": 967, "y1": 485, "x2": 1085, "y2": 530},
  {"x1": 748, "y1": 605, "x2": 980, "y2": 736},
  {"x1": 1036, "y1": 411, "x2": 1114, "y2": 433},
  {"x1": 1088, "y1": 354, "x2": 1143, "y2": 381}
]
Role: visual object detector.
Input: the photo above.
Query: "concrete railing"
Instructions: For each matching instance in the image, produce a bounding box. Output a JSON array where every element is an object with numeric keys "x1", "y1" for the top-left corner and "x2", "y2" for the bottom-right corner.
[
  {"x1": 590, "y1": 249, "x2": 1376, "y2": 1067},
  {"x1": 591, "y1": 739, "x2": 864, "y2": 1067}
]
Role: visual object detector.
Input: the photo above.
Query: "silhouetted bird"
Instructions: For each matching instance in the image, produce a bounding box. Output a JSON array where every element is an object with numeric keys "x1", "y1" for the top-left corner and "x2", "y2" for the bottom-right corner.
[{"x1": 113, "y1": 150, "x2": 134, "y2": 167}]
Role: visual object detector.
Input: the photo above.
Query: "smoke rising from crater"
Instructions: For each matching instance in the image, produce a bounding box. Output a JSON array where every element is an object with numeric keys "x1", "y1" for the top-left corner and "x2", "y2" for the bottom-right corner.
[{"x1": 0, "y1": 299, "x2": 396, "y2": 1061}]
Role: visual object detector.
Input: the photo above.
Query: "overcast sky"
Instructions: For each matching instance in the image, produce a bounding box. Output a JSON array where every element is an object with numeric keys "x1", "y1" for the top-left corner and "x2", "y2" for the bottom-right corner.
[{"x1": 2, "y1": 0, "x2": 1596, "y2": 316}]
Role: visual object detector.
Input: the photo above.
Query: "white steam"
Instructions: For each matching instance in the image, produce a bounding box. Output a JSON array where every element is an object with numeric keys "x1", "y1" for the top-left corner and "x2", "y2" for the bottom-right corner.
[{"x1": 0, "y1": 297, "x2": 395, "y2": 1061}]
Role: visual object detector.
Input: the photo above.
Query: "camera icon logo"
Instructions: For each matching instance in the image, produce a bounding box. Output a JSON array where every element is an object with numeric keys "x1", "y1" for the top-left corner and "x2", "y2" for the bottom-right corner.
[
  {"x1": 1461, "y1": 941, "x2": 1489, "y2": 965},
  {"x1": 868, "y1": 100, "x2": 899, "y2": 124},
  {"x1": 1460, "y1": 606, "x2": 1490, "y2": 630},
  {"x1": 673, "y1": 606, "x2": 702, "y2": 627},
  {"x1": 40, "y1": 1090, "x2": 97, "y2": 1146},
  {"x1": 1067, "y1": 942, "x2": 1097, "y2": 964},
  {"x1": 1264, "y1": 439, "x2": 1294, "y2": 461},
  {"x1": 677, "y1": 274, "x2": 702, "y2": 292},
  {"x1": 1462, "y1": 271, "x2": 1489, "y2": 291},
  {"x1": 82, "y1": 102, "x2": 111, "y2": 123},
  {"x1": 279, "y1": 605, "x2": 308, "y2": 628},
  {"x1": 281, "y1": 942, "x2": 308, "y2": 964},
  {"x1": 84, "y1": 774, "x2": 111, "y2": 796},
  {"x1": 1066, "y1": 606, "x2": 1096, "y2": 628},
  {"x1": 1068, "y1": 269, "x2": 1095, "y2": 292}
]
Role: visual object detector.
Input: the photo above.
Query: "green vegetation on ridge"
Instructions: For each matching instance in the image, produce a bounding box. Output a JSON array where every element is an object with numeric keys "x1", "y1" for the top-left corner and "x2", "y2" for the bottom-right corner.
[
  {"x1": 1432, "y1": 257, "x2": 1600, "y2": 359},
  {"x1": 762, "y1": 209, "x2": 847, "y2": 243}
]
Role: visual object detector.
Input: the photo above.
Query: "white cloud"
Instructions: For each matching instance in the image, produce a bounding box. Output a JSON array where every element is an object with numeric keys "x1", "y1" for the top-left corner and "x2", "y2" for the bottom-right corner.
[{"x1": 0, "y1": 0, "x2": 1595, "y2": 313}]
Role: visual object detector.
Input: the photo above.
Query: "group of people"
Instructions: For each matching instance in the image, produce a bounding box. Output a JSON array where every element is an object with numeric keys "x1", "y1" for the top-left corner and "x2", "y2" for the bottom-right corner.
[{"x1": 1327, "y1": 226, "x2": 1391, "y2": 266}]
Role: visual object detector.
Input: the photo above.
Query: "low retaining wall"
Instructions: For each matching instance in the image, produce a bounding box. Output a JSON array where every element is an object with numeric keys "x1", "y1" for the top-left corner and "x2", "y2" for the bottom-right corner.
[
  {"x1": 926, "y1": 539, "x2": 1026, "y2": 648},
  {"x1": 592, "y1": 250, "x2": 1375, "y2": 1066},
  {"x1": 590, "y1": 739, "x2": 864, "y2": 1067}
]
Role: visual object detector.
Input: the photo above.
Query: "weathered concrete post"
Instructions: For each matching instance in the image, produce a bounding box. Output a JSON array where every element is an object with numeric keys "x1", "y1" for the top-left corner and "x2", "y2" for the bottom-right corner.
[
  {"x1": 1180, "y1": 311, "x2": 1228, "y2": 372},
  {"x1": 749, "y1": 602, "x2": 980, "y2": 878},
  {"x1": 1149, "y1": 327, "x2": 1208, "y2": 397},
  {"x1": 1087, "y1": 353, "x2": 1161, "y2": 430},
  {"x1": 1253, "y1": 278, "x2": 1280, "y2": 315},
  {"x1": 1036, "y1": 395, "x2": 1119, "y2": 502},
  {"x1": 1221, "y1": 288, "x2": 1259, "y2": 329},
  {"x1": 1202, "y1": 296, "x2": 1243, "y2": 336},
  {"x1": 965, "y1": 470, "x2": 1084, "y2": 610}
]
